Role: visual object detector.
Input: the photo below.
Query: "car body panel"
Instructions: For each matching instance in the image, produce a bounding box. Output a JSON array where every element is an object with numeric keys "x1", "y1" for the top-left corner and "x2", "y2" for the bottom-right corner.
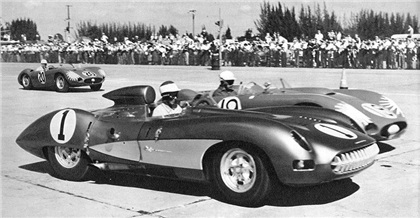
[{"x1": 16, "y1": 85, "x2": 379, "y2": 187}]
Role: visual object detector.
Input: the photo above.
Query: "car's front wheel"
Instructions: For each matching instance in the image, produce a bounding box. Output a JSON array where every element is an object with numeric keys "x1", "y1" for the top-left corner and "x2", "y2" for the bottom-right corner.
[
  {"x1": 90, "y1": 84, "x2": 102, "y2": 91},
  {"x1": 21, "y1": 74, "x2": 33, "y2": 90},
  {"x1": 55, "y1": 74, "x2": 69, "y2": 92},
  {"x1": 209, "y1": 143, "x2": 272, "y2": 206},
  {"x1": 47, "y1": 146, "x2": 91, "y2": 181}
]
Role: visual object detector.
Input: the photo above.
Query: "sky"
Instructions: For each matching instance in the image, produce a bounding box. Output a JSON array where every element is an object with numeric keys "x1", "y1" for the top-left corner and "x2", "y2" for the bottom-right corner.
[{"x1": 1, "y1": 0, "x2": 420, "y2": 40}]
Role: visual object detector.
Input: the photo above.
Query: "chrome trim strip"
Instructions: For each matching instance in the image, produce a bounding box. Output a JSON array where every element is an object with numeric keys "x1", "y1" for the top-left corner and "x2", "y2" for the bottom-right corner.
[{"x1": 91, "y1": 139, "x2": 222, "y2": 170}]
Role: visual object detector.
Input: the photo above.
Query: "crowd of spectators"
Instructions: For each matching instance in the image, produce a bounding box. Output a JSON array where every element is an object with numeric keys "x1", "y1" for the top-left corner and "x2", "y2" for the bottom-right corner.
[{"x1": 2, "y1": 30, "x2": 419, "y2": 70}]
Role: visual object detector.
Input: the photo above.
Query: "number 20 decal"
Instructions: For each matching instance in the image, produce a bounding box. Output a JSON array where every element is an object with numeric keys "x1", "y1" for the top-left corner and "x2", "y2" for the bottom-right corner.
[
  {"x1": 218, "y1": 96, "x2": 242, "y2": 110},
  {"x1": 38, "y1": 71, "x2": 46, "y2": 84},
  {"x1": 50, "y1": 109, "x2": 77, "y2": 144}
]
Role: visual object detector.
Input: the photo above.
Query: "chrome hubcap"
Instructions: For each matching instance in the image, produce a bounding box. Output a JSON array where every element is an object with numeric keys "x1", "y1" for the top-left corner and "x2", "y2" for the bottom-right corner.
[
  {"x1": 56, "y1": 77, "x2": 64, "y2": 89},
  {"x1": 54, "y1": 146, "x2": 81, "y2": 168},
  {"x1": 220, "y1": 148, "x2": 256, "y2": 193},
  {"x1": 23, "y1": 76, "x2": 30, "y2": 86}
]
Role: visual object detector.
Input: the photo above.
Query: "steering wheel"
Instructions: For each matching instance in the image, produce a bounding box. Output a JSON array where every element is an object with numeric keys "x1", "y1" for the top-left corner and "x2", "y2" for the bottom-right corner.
[{"x1": 191, "y1": 98, "x2": 212, "y2": 107}]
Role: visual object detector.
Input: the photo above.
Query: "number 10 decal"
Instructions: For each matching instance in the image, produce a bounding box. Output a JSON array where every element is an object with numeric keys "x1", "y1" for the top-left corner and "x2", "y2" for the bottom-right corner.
[
  {"x1": 50, "y1": 109, "x2": 77, "y2": 144},
  {"x1": 218, "y1": 96, "x2": 242, "y2": 110}
]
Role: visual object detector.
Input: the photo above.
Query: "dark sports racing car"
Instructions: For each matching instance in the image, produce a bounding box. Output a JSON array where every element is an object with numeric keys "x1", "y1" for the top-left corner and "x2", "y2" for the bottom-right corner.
[
  {"x1": 16, "y1": 85, "x2": 379, "y2": 206},
  {"x1": 187, "y1": 74, "x2": 407, "y2": 141},
  {"x1": 18, "y1": 63, "x2": 106, "y2": 92}
]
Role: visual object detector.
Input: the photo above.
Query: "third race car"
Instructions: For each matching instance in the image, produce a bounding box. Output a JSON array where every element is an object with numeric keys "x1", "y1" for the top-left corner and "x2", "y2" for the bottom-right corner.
[{"x1": 18, "y1": 63, "x2": 106, "y2": 92}]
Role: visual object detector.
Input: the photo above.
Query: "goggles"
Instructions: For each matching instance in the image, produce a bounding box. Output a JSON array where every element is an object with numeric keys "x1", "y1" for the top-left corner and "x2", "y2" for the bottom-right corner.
[
  {"x1": 162, "y1": 91, "x2": 178, "y2": 99},
  {"x1": 225, "y1": 80, "x2": 234, "y2": 85}
]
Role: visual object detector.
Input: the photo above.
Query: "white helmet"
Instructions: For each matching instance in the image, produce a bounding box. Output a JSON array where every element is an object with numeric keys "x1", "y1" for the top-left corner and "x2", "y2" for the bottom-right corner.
[
  {"x1": 159, "y1": 81, "x2": 180, "y2": 96},
  {"x1": 219, "y1": 71, "x2": 236, "y2": 81},
  {"x1": 41, "y1": 59, "x2": 48, "y2": 64}
]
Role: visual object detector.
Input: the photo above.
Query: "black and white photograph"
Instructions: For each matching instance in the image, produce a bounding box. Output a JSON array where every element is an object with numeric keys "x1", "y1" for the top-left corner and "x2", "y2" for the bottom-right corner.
[{"x1": 1, "y1": 0, "x2": 419, "y2": 217}]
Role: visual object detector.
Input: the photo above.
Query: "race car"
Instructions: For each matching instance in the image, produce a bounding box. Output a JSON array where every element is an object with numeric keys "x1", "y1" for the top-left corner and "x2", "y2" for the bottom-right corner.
[
  {"x1": 186, "y1": 73, "x2": 407, "y2": 141},
  {"x1": 17, "y1": 63, "x2": 106, "y2": 92},
  {"x1": 16, "y1": 85, "x2": 379, "y2": 206}
]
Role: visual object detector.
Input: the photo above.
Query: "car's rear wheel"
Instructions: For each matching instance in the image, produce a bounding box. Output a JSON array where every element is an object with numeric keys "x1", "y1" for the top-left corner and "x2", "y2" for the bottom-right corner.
[
  {"x1": 21, "y1": 74, "x2": 33, "y2": 89},
  {"x1": 47, "y1": 146, "x2": 90, "y2": 181},
  {"x1": 55, "y1": 74, "x2": 69, "y2": 92},
  {"x1": 209, "y1": 143, "x2": 272, "y2": 206},
  {"x1": 90, "y1": 84, "x2": 102, "y2": 91}
]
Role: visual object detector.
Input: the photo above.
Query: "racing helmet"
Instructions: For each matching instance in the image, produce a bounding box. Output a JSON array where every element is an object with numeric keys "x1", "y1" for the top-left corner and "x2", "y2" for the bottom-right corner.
[
  {"x1": 159, "y1": 81, "x2": 180, "y2": 97},
  {"x1": 219, "y1": 71, "x2": 236, "y2": 81},
  {"x1": 41, "y1": 59, "x2": 48, "y2": 64}
]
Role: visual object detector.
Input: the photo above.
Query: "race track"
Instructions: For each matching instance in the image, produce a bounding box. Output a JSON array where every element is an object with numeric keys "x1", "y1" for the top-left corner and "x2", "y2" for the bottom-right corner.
[{"x1": 1, "y1": 63, "x2": 419, "y2": 217}]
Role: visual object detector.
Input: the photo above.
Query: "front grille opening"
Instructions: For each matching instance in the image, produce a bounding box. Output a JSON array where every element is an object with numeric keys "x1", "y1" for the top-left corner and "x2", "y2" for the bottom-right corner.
[{"x1": 331, "y1": 143, "x2": 379, "y2": 174}]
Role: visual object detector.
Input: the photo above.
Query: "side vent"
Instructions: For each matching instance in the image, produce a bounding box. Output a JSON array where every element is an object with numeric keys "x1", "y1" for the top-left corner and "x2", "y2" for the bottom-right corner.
[{"x1": 291, "y1": 131, "x2": 311, "y2": 151}]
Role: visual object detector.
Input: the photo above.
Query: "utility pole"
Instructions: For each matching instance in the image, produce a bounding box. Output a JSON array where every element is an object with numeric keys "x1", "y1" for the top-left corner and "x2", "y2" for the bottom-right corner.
[
  {"x1": 65, "y1": 5, "x2": 72, "y2": 42},
  {"x1": 218, "y1": 8, "x2": 222, "y2": 68},
  {"x1": 189, "y1": 9, "x2": 196, "y2": 36}
]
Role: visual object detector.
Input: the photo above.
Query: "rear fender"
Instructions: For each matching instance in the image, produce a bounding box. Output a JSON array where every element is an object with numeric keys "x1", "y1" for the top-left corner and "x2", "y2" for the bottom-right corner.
[
  {"x1": 15, "y1": 108, "x2": 97, "y2": 159},
  {"x1": 17, "y1": 69, "x2": 34, "y2": 85}
]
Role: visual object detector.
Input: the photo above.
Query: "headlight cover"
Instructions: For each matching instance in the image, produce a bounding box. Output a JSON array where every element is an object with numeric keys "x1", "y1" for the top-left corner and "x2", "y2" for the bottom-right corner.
[{"x1": 66, "y1": 71, "x2": 82, "y2": 82}]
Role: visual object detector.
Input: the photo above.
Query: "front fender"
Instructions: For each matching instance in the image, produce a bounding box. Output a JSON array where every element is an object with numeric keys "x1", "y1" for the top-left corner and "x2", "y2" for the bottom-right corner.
[
  {"x1": 335, "y1": 89, "x2": 405, "y2": 118},
  {"x1": 16, "y1": 108, "x2": 97, "y2": 159}
]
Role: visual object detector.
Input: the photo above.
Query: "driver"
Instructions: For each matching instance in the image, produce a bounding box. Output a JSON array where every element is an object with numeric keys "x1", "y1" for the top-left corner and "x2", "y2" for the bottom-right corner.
[
  {"x1": 213, "y1": 71, "x2": 238, "y2": 97},
  {"x1": 36, "y1": 59, "x2": 48, "y2": 72},
  {"x1": 152, "y1": 81, "x2": 183, "y2": 117}
]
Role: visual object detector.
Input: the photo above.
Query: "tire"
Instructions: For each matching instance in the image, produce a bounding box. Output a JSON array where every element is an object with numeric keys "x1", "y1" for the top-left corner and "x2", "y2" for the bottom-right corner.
[
  {"x1": 47, "y1": 146, "x2": 91, "y2": 181},
  {"x1": 90, "y1": 84, "x2": 102, "y2": 91},
  {"x1": 21, "y1": 74, "x2": 33, "y2": 90},
  {"x1": 55, "y1": 74, "x2": 69, "y2": 92},
  {"x1": 209, "y1": 143, "x2": 272, "y2": 206}
]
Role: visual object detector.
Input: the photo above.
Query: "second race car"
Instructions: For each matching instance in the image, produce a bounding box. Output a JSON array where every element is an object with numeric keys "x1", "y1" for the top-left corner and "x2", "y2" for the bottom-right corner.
[
  {"x1": 18, "y1": 63, "x2": 106, "y2": 92},
  {"x1": 185, "y1": 72, "x2": 407, "y2": 141}
]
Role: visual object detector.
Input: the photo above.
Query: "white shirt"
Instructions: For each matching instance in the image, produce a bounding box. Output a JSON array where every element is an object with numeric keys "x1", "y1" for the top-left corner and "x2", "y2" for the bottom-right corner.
[{"x1": 152, "y1": 103, "x2": 182, "y2": 117}]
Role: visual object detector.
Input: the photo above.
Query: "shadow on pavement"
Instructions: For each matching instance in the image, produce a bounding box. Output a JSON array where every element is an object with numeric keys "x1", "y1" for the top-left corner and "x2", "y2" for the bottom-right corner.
[
  {"x1": 19, "y1": 161, "x2": 51, "y2": 174},
  {"x1": 19, "y1": 161, "x2": 360, "y2": 207},
  {"x1": 266, "y1": 178, "x2": 359, "y2": 206},
  {"x1": 18, "y1": 87, "x2": 103, "y2": 93},
  {"x1": 377, "y1": 141, "x2": 395, "y2": 154}
]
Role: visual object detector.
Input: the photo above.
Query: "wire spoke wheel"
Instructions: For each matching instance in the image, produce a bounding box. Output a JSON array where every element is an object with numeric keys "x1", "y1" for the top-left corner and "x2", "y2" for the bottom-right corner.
[
  {"x1": 55, "y1": 75, "x2": 69, "y2": 92},
  {"x1": 22, "y1": 74, "x2": 32, "y2": 89}
]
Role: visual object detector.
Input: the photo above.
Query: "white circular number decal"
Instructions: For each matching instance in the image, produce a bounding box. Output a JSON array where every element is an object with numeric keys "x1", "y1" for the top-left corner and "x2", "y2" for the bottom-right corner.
[
  {"x1": 217, "y1": 96, "x2": 242, "y2": 110},
  {"x1": 82, "y1": 71, "x2": 96, "y2": 77},
  {"x1": 314, "y1": 123, "x2": 357, "y2": 139},
  {"x1": 38, "y1": 71, "x2": 46, "y2": 84},
  {"x1": 362, "y1": 103, "x2": 397, "y2": 119},
  {"x1": 50, "y1": 109, "x2": 77, "y2": 144}
]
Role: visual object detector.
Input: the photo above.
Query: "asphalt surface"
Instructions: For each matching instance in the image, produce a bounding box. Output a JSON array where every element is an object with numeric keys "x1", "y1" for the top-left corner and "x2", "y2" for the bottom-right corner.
[{"x1": 1, "y1": 63, "x2": 419, "y2": 217}]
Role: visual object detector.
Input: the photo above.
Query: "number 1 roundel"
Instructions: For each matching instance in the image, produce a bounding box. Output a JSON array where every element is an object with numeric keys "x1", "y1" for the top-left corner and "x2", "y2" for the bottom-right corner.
[{"x1": 50, "y1": 109, "x2": 77, "y2": 144}]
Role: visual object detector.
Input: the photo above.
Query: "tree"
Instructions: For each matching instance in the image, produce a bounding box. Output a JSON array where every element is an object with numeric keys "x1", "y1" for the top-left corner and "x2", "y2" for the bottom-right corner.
[
  {"x1": 9, "y1": 18, "x2": 39, "y2": 41},
  {"x1": 225, "y1": 27, "x2": 232, "y2": 39},
  {"x1": 254, "y1": 1, "x2": 271, "y2": 36}
]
